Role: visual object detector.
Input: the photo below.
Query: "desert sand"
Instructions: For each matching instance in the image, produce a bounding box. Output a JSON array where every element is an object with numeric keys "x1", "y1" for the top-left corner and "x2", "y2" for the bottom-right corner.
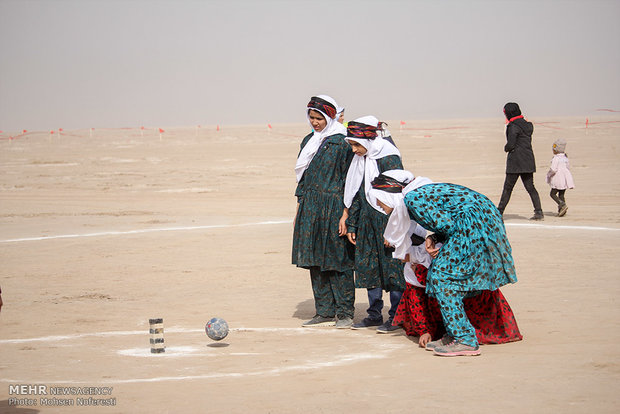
[{"x1": 1, "y1": 116, "x2": 619, "y2": 413}]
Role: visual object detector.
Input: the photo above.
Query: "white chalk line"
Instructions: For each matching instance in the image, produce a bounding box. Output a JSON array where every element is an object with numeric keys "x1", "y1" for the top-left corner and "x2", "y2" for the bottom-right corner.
[
  {"x1": 505, "y1": 222, "x2": 620, "y2": 231},
  {"x1": 0, "y1": 219, "x2": 293, "y2": 243},
  {"x1": 0, "y1": 352, "x2": 388, "y2": 384},
  {"x1": 0, "y1": 327, "x2": 396, "y2": 384},
  {"x1": 1, "y1": 219, "x2": 618, "y2": 244},
  {"x1": 0, "y1": 327, "x2": 341, "y2": 345},
  {"x1": 110, "y1": 352, "x2": 388, "y2": 384}
]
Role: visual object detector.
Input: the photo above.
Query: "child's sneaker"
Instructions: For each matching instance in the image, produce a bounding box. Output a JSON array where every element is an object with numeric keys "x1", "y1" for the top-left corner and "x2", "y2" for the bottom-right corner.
[
  {"x1": 334, "y1": 317, "x2": 353, "y2": 329},
  {"x1": 376, "y1": 320, "x2": 401, "y2": 333},
  {"x1": 351, "y1": 317, "x2": 383, "y2": 330},
  {"x1": 302, "y1": 315, "x2": 335, "y2": 327},
  {"x1": 433, "y1": 340, "x2": 481, "y2": 357},
  {"x1": 425, "y1": 334, "x2": 452, "y2": 351}
]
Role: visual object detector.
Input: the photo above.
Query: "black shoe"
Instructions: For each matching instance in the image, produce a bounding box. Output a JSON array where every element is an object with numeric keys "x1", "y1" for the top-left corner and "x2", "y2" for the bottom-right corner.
[
  {"x1": 351, "y1": 317, "x2": 383, "y2": 330},
  {"x1": 376, "y1": 320, "x2": 401, "y2": 333},
  {"x1": 529, "y1": 213, "x2": 544, "y2": 221}
]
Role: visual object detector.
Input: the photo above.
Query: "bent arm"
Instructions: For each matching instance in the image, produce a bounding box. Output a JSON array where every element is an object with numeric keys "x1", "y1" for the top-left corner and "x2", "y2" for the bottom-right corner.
[{"x1": 504, "y1": 127, "x2": 518, "y2": 153}]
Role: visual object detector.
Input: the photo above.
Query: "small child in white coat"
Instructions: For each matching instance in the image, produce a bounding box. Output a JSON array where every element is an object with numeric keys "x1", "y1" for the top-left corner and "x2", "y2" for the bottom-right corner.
[{"x1": 546, "y1": 138, "x2": 575, "y2": 217}]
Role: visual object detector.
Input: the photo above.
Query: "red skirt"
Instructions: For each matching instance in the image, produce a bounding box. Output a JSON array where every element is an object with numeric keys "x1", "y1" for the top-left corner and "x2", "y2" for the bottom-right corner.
[{"x1": 393, "y1": 282, "x2": 523, "y2": 344}]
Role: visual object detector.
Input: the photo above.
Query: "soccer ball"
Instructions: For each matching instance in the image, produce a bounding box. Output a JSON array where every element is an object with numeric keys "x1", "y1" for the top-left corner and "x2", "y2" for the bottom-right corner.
[{"x1": 205, "y1": 317, "x2": 229, "y2": 341}]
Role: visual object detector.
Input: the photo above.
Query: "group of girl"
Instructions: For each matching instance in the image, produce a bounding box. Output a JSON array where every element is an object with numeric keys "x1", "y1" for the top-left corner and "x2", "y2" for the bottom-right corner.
[{"x1": 292, "y1": 94, "x2": 523, "y2": 357}]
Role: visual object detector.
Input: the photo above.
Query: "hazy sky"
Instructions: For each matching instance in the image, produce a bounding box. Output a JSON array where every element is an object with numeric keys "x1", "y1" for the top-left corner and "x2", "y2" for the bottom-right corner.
[{"x1": 1, "y1": 0, "x2": 619, "y2": 131}]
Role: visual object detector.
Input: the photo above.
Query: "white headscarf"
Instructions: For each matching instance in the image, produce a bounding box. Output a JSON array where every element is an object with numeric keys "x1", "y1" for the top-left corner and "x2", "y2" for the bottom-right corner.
[
  {"x1": 294, "y1": 95, "x2": 347, "y2": 183},
  {"x1": 368, "y1": 169, "x2": 433, "y2": 260},
  {"x1": 343, "y1": 116, "x2": 400, "y2": 212},
  {"x1": 403, "y1": 242, "x2": 441, "y2": 287},
  {"x1": 336, "y1": 106, "x2": 345, "y2": 121}
]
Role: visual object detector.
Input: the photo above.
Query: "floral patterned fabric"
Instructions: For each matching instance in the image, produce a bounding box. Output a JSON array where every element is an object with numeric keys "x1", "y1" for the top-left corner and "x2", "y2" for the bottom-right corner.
[
  {"x1": 403, "y1": 183, "x2": 517, "y2": 295},
  {"x1": 394, "y1": 266, "x2": 522, "y2": 344},
  {"x1": 292, "y1": 133, "x2": 355, "y2": 272},
  {"x1": 345, "y1": 155, "x2": 404, "y2": 291},
  {"x1": 402, "y1": 183, "x2": 519, "y2": 346}
]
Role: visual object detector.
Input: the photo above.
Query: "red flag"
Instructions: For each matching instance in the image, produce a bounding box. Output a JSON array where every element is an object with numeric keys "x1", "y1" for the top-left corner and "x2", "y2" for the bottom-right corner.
[
  {"x1": 59, "y1": 128, "x2": 63, "y2": 132},
  {"x1": 50, "y1": 130, "x2": 55, "y2": 134},
  {"x1": 159, "y1": 128, "x2": 164, "y2": 133},
  {"x1": 267, "y1": 123, "x2": 272, "y2": 129},
  {"x1": 400, "y1": 121, "x2": 406, "y2": 126},
  {"x1": 140, "y1": 126, "x2": 145, "y2": 130},
  {"x1": 22, "y1": 129, "x2": 27, "y2": 133},
  {"x1": 216, "y1": 125, "x2": 220, "y2": 131}
]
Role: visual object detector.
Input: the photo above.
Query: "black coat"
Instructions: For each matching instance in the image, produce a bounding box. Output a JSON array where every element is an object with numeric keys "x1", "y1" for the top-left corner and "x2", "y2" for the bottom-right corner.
[{"x1": 504, "y1": 118, "x2": 536, "y2": 173}]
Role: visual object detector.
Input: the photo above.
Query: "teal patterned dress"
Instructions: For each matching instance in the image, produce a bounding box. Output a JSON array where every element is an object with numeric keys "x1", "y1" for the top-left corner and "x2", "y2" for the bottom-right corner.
[
  {"x1": 404, "y1": 183, "x2": 517, "y2": 295},
  {"x1": 403, "y1": 183, "x2": 518, "y2": 346},
  {"x1": 292, "y1": 133, "x2": 355, "y2": 272},
  {"x1": 346, "y1": 155, "x2": 404, "y2": 291}
]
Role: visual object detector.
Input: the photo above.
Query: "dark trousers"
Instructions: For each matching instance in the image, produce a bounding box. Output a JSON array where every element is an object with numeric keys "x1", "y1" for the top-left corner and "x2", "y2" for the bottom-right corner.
[
  {"x1": 498, "y1": 173, "x2": 542, "y2": 214},
  {"x1": 366, "y1": 287, "x2": 403, "y2": 323},
  {"x1": 550, "y1": 189, "x2": 566, "y2": 208},
  {"x1": 310, "y1": 267, "x2": 355, "y2": 319}
]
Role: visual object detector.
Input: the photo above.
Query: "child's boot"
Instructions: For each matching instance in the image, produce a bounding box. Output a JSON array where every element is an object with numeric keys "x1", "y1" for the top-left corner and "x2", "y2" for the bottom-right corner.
[{"x1": 558, "y1": 203, "x2": 568, "y2": 217}]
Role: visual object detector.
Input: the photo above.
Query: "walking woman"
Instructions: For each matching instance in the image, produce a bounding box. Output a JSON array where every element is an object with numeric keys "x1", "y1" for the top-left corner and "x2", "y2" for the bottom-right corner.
[
  {"x1": 498, "y1": 102, "x2": 544, "y2": 220},
  {"x1": 293, "y1": 95, "x2": 355, "y2": 328}
]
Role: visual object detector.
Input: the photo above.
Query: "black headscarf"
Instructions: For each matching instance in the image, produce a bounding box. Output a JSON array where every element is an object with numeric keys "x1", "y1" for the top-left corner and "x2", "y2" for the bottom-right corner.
[
  {"x1": 503, "y1": 102, "x2": 522, "y2": 120},
  {"x1": 370, "y1": 173, "x2": 408, "y2": 193}
]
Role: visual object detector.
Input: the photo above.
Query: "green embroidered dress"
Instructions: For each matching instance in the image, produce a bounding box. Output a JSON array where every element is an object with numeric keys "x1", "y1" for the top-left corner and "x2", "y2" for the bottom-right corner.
[
  {"x1": 346, "y1": 155, "x2": 404, "y2": 291},
  {"x1": 292, "y1": 133, "x2": 355, "y2": 272}
]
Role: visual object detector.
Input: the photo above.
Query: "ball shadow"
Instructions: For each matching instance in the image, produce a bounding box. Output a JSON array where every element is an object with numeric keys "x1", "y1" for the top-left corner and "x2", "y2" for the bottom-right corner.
[{"x1": 207, "y1": 342, "x2": 230, "y2": 348}]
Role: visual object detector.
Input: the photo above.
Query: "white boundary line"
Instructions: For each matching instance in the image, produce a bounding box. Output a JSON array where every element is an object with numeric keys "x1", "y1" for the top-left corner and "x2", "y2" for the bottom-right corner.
[
  {"x1": 505, "y1": 222, "x2": 620, "y2": 231},
  {"x1": 0, "y1": 352, "x2": 388, "y2": 384},
  {"x1": 0, "y1": 327, "x2": 395, "y2": 384},
  {"x1": 1, "y1": 219, "x2": 618, "y2": 244},
  {"x1": 0, "y1": 220, "x2": 293, "y2": 243},
  {"x1": 110, "y1": 352, "x2": 388, "y2": 384},
  {"x1": 0, "y1": 327, "x2": 337, "y2": 345}
]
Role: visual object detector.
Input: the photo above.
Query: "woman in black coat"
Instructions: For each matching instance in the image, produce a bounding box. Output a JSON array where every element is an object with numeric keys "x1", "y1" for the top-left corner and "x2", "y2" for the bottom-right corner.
[{"x1": 497, "y1": 102, "x2": 544, "y2": 220}]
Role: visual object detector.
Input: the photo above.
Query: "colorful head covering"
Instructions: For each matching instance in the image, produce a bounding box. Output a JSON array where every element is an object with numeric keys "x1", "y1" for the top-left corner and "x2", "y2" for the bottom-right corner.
[
  {"x1": 307, "y1": 95, "x2": 337, "y2": 119},
  {"x1": 369, "y1": 170, "x2": 433, "y2": 260},
  {"x1": 343, "y1": 116, "x2": 400, "y2": 211},
  {"x1": 295, "y1": 95, "x2": 346, "y2": 182}
]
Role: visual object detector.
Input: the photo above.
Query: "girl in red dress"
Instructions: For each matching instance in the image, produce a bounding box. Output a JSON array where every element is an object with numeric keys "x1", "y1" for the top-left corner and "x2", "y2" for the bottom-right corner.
[{"x1": 393, "y1": 245, "x2": 524, "y2": 349}]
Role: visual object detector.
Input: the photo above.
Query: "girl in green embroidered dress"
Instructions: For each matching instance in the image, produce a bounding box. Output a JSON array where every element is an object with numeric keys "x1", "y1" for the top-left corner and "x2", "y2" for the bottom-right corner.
[{"x1": 293, "y1": 95, "x2": 355, "y2": 328}]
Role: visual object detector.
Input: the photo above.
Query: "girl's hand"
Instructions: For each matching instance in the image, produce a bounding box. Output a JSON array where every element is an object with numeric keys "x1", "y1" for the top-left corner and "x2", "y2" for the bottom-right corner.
[
  {"x1": 383, "y1": 238, "x2": 392, "y2": 247},
  {"x1": 425, "y1": 236, "x2": 440, "y2": 259},
  {"x1": 338, "y1": 208, "x2": 349, "y2": 236},
  {"x1": 419, "y1": 333, "x2": 432, "y2": 347},
  {"x1": 347, "y1": 232, "x2": 356, "y2": 245}
]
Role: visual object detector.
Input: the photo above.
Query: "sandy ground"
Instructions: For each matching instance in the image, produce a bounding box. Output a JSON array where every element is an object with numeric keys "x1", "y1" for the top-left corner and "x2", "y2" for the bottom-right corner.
[{"x1": 0, "y1": 116, "x2": 619, "y2": 413}]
